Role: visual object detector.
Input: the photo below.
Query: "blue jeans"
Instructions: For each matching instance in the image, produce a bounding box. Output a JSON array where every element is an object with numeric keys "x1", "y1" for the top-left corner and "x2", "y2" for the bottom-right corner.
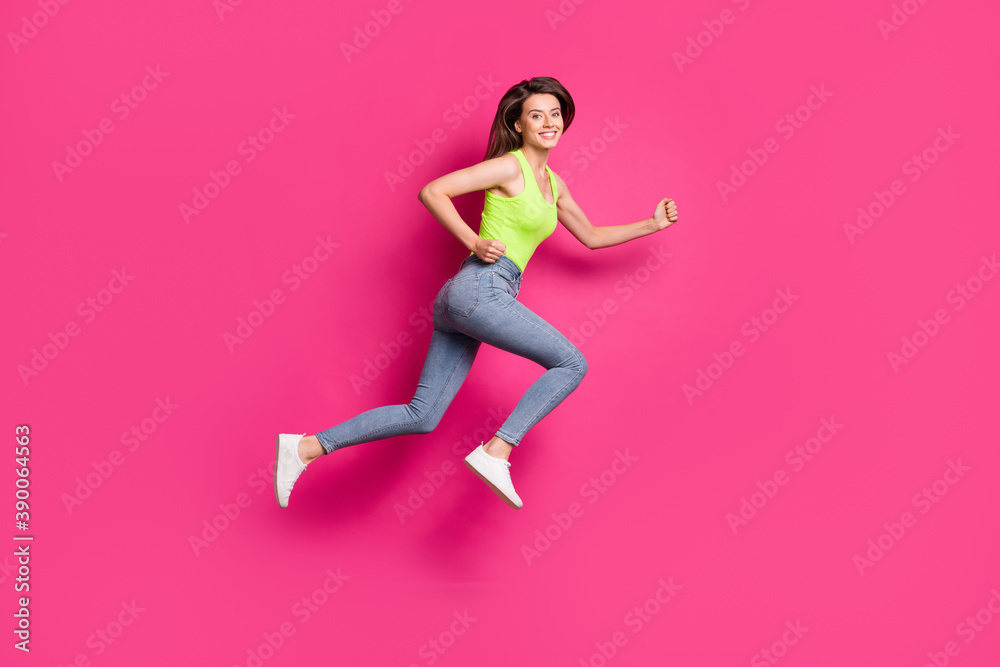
[{"x1": 315, "y1": 254, "x2": 587, "y2": 453}]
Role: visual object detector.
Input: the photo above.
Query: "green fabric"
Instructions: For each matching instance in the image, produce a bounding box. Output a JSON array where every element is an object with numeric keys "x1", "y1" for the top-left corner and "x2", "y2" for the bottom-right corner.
[{"x1": 469, "y1": 148, "x2": 558, "y2": 273}]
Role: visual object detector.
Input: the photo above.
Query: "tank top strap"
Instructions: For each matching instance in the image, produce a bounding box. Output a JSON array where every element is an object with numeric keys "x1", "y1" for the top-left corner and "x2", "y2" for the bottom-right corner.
[
  {"x1": 511, "y1": 148, "x2": 530, "y2": 182},
  {"x1": 511, "y1": 148, "x2": 552, "y2": 202}
]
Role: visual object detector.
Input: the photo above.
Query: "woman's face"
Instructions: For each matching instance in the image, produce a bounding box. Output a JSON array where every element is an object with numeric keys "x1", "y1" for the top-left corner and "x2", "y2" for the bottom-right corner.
[{"x1": 515, "y1": 93, "x2": 563, "y2": 150}]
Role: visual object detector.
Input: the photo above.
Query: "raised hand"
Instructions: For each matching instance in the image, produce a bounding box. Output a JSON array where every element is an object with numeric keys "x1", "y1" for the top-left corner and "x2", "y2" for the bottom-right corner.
[{"x1": 653, "y1": 197, "x2": 679, "y2": 230}]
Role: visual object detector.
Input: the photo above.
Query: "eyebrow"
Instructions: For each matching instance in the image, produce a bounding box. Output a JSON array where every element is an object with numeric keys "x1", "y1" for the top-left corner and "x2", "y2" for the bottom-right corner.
[{"x1": 528, "y1": 108, "x2": 560, "y2": 113}]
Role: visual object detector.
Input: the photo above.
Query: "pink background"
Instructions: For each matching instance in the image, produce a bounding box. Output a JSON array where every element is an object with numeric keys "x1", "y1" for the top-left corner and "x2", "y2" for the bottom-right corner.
[{"x1": 3, "y1": 0, "x2": 999, "y2": 665}]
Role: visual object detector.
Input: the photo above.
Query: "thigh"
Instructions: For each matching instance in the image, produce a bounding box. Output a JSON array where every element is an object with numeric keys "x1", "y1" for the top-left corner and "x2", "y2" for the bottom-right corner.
[
  {"x1": 413, "y1": 327, "x2": 481, "y2": 401},
  {"x1": 434, "y1": 254, "x2": 489, "y2": 334},
  {"x1": 459, "y1": 270, "x2": 584, "y2": 370}
]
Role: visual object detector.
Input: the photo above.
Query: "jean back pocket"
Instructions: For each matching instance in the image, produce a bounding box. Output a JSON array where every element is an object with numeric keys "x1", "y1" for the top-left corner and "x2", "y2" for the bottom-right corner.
[{"x1": 444, "y1": 273, "x2": 480, "y2": 317}]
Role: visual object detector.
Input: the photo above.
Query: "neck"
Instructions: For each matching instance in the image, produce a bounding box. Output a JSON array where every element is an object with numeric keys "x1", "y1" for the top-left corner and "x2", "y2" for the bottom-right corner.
[{"x1": 519, "y1": 144, "x2": 550, "y2": 176}]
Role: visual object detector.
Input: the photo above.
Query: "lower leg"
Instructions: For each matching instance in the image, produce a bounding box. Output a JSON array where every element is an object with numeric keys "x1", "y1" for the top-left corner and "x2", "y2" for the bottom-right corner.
[
  {"x1": 306, "y1": 330, "x2": 480, "y2": 461},
  {"x1": 489, "y1": 358, "x2": 585, "y2": 453},
  {"x1": 482, "y1": 435, "x2": 514, "y2": 460},
  {"x1": 298, "y1": 436, "x2": 325, "y2": 464},
  {"x1": 299, "y1": 430, "x2": 509, "y2": 465},
  {"x1": 463, "y1": 296, "x2": 587, "y2": 455}
]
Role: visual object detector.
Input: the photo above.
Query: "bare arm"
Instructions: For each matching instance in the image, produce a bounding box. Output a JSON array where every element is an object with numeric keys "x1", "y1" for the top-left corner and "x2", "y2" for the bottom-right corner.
[
  {"x1": 553, "y1": 172, "x2": 677, "y2": 250},
  {"x1": 417, "y1": 155, "x2": 520, "y2": 260}
]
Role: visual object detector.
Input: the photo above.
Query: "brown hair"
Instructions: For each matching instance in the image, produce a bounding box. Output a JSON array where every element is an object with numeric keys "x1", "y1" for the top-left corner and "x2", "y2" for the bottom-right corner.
[{"x1": 483, "y1": 76, "x2": 575, "y2": 162}]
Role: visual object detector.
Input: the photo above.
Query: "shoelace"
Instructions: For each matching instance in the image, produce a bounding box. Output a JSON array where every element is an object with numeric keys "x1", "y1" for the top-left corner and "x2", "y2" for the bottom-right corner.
[{"x1": 284, "y1": 465, "x2": 306, "y2": 491}]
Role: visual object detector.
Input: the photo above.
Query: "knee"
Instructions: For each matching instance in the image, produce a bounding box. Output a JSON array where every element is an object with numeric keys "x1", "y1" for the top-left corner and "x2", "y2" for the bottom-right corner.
[
  {"x1": 408, "y1": 405, "x2": 443, "y2": 435},
  {"x1": 410, "y1": 412, "x2": 441, "y2": 435},
  {"x1": 412, "y1": 421, "x2": 438, "y2": 435},
  {"x1": 569, "y1": 349, "x2": 587, "y2": 384}
]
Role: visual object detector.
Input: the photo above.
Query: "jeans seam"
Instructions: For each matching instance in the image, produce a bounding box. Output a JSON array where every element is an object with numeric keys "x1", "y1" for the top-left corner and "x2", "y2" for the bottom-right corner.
[
  {"x1": 446, "y1": 273, "x2": 481, "y2": 317},
  {"x1": 513, "y1": 371, "x2": 580, "y2": 442},
  {"x1": 490, "y1": 271, "x2": 519, "y2": 298},
  {"x1": 495, "y1": 428, "x2": 520, "y2": 446},
  {"x1": 320, "y1": 335, "x2": 478, "y2": 450},
  {"x1": 494, "y1": 295, "x2": 584, "y2": 439},
  {"x1": 496, "y1": 291, "x2": 574, "y2": 352}
]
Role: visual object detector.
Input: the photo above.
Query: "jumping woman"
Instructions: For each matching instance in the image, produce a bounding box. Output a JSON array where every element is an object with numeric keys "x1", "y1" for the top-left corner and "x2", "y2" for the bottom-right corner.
[{"x1": 275, "y1": 75, "x2": 678, "y2": 510}]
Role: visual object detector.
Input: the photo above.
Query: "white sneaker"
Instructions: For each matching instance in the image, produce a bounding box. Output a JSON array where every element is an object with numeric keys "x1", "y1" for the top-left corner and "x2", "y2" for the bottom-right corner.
[
  {"x1": 464, "y1": 442, "x2": 523, "y2": 509},
  {"x1": 274, "y1": 433, "x2": 308, "y2": 508}
]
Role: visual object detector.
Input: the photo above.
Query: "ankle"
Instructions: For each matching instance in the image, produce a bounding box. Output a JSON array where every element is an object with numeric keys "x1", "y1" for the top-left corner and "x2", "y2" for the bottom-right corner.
[
  {"x1": 298, "y1": 436, "x2": 324, "y2": 465},
  {"x1": 482, "y1": 439, "x2": 513, "y2": 460}
]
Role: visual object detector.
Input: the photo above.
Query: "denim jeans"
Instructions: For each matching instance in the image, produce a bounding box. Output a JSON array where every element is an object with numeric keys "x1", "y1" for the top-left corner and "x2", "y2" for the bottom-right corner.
[{"x1": 315, "y1": 253, "x2": 587, "y2": 453}]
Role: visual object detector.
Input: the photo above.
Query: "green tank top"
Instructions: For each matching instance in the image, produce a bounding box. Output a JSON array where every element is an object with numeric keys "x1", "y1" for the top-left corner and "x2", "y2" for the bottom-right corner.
[{"x1": 469, "y1": 148, "x2": 558, "y2": 273}]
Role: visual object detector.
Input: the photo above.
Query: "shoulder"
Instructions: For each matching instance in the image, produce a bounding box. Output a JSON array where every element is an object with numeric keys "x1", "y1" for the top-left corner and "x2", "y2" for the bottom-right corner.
[
  {"x1": 421, "y1": 151, "x2": 522, "y2": 199},
  {"x1": 473, "y1": 151, "x2": 522, "y2": 185},
  {"x1": 489, "y1": 151, "x2": 521, "y2": 175},
  {"x1": 549, "y1": 169, "x2": 573, "y2": 200}
]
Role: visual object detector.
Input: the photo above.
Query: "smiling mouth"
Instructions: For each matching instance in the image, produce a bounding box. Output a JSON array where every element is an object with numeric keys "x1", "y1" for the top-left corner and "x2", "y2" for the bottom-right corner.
[{"x1": 539, "y1": 131, "x2": 557, "y2": 139}]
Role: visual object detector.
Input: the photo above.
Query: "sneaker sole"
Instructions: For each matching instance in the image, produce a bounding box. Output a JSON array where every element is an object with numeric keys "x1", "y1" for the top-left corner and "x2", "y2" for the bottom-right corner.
[
  {"x1": 464, "y1": 458, "x2": 522, "y2": 509},
  {"x1": 274, "y1": 434, "x2": 286, "y2": 509}
]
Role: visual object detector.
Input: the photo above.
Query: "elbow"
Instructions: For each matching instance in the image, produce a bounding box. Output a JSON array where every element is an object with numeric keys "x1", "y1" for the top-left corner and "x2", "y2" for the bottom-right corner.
[
  {"x1": 586, "y1": 231, "x2": 601, "y2": 250},
  {"x1": 418, "y1": 184, "x2": 446, "y2": 208},
  {"x1": 418, "y1": 182, "x2": 441, "y2": 204}
]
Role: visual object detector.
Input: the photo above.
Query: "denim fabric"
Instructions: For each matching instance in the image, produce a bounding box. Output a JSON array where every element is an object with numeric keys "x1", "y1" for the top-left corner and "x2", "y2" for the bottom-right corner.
[{"x1": 315, "y1": 253, "x2": 587, "y2": 453}]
